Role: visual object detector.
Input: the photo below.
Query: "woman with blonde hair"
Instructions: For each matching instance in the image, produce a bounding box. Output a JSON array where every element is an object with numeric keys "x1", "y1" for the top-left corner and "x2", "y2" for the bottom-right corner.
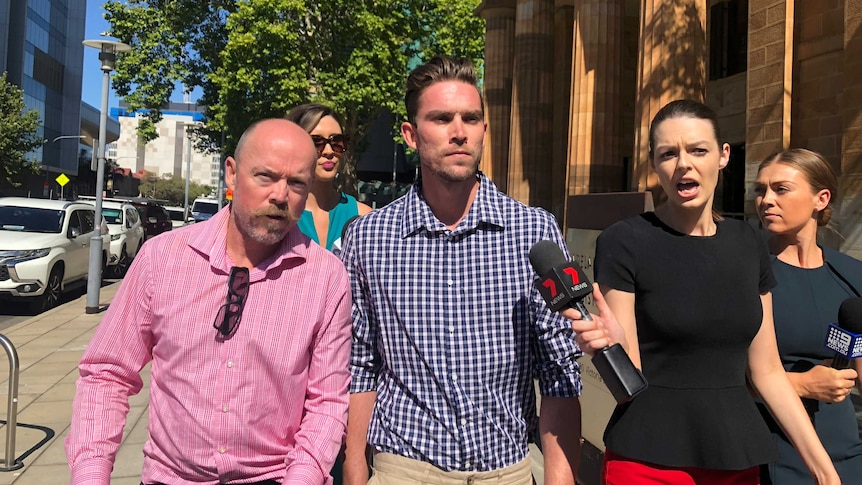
[{"x1": 754, "y1": 148, "x2": 862, "y2": 484}]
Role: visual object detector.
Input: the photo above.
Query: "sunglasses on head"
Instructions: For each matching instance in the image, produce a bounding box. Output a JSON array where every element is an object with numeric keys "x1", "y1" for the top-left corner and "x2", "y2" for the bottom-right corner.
[
  {"x1": 213, "y1": 266, "x2": 250, "y2": 338},
  {"x1": 311, "y1": 134, "x2": 348, "y2": 154}
]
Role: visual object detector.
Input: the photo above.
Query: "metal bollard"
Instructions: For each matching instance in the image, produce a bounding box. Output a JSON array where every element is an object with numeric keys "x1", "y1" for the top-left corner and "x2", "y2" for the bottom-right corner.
[{"x1": 0, "y1": 335, "x2": 22, "y2": 471}]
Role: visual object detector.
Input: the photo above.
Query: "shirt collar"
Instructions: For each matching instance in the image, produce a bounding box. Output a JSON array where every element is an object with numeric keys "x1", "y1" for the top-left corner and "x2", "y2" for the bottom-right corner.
[
  {"x1": 187, "y1": 204, "x2": 309, "y2": 279},
  {"x1": 400, "y1": 171, "x2": 506, "y2": 238}
]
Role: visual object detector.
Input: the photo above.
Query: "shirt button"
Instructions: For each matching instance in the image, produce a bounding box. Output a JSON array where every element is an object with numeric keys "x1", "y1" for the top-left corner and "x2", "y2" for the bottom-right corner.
[
  {"x1": 449, "y1": 325, "x2": 455, "y2": 333},
  {"x1": 452, "y1": 373, "x2": 458, "y2": 381},
  {"x1": 219, "y1": 447, "x2": 226, "y2": 453},
  {"x1": 460, "y1": 418, "x2": 467, "y2": 426},
  {"x1": 447, "y1": 279, "x2": 454, "y2": 286},
  {"x1": 222, "y1": 405, "x2": 228, "y2": 412},
  {"x1": 227, "y1": 361, "x2": 233, "y2": 368}
]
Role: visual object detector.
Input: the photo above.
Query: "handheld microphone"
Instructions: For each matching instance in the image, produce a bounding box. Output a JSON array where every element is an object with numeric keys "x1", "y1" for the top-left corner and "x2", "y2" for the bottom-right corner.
[
  {"x1": 825, "y1": 297, "x2": 862, "y2": 369},
  {"x1": 529, "y1": 240, "x2": 647, "y2": 404}
]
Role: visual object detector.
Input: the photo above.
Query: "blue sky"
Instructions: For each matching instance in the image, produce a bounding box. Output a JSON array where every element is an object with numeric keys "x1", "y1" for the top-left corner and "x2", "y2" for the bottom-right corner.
[{"x1": 81, "y1": 2, "x2": 194, "y2": 110}]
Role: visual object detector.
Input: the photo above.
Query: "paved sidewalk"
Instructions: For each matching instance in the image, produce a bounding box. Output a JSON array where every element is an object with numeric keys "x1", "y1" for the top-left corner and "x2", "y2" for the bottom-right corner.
[
  {"x1": 0, "y1": 283, "x2": 149, "y2": 485},
  {"x1": 0, "y1": 283, "x2": 549, "y2": 485}
]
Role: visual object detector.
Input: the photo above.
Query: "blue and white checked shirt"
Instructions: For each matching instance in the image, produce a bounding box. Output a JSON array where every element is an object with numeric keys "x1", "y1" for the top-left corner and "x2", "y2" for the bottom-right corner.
[{"x1": 341, "y1": 172, "x2": 582, "y2": 472}]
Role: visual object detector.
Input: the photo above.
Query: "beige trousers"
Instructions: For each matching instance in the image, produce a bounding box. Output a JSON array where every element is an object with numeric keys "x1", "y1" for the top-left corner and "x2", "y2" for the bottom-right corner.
[{"x1": 367, "y1": 452, "x2": 533, "y2": 485}]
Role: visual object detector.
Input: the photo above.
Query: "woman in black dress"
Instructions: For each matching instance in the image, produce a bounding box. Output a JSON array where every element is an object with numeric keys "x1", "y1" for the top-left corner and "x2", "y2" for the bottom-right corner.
[
  {"x1": 754, "y1": 148, "x2": 862, "y2": 484},
  {"x1": 568, "y1": 100, "x2": 839, "y2": 484}
]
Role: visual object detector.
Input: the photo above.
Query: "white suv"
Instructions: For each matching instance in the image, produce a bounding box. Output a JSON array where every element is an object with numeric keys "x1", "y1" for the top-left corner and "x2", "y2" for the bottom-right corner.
[
  {"x1": 0, "y1": 197, "x2": 110, "y2": 312},
  {"x1": 79, "y1": 196, "x2": 145, "y2": 276}
]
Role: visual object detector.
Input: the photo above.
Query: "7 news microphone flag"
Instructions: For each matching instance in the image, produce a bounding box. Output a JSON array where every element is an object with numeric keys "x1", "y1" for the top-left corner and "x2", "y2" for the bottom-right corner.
[{"x1": 529, "y1": 240, "x2": 647, "y2": 404}]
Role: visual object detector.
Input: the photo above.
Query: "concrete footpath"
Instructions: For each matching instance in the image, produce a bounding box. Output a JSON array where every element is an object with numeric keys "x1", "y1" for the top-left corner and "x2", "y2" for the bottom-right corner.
[
  {"x1": 0, "y1": 283, "x2": 149, "y2": 485},
  {"x1": 0, "y1": 283, "x2": 548, "y2": 485}
]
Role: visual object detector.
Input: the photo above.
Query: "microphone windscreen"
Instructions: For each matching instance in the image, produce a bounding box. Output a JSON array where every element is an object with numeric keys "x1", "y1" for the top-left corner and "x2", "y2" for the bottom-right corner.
[
  {"x1": 838, "y1": 297, "x2": 862, "y2": 333},
  {"x1": 529, "y1": 240, "x2": 567, "y2": 276}
]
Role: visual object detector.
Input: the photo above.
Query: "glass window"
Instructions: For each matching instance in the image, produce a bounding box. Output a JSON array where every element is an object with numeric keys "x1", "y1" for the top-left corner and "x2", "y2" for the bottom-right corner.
[
  {"x1": 0, "y1": 207, "x2": 64, "y2": 233},
  {"x1": 79, "y1": 210, "x2": 96, "y2": 233},
  {"x1": 102, "y1": 209, "x2": 123, "y2": 225}
]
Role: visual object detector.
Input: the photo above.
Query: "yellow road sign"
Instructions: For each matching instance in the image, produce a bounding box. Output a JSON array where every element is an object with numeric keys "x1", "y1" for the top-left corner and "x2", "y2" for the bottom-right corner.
[{"x1": 55, "y1": 173, "x2": 70, "y2": 186}]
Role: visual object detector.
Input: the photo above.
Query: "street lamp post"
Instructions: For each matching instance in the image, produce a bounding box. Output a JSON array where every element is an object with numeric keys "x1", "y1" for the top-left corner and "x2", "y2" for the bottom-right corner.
[
  {"x1": 184, "y1": 124, "x2": 195, "y2": 221},
  {"x1": 82, "y1": 39, "x2": 131, "y2": 314}
]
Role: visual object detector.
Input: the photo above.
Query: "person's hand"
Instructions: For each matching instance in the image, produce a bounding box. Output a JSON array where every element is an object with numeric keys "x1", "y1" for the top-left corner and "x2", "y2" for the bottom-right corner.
[
  {"x1": 797, "y1": 364, "x2": 857, "y2": 403},
  {"x1": 560, "y1": 283, "x2": 627, "y2": 356}
]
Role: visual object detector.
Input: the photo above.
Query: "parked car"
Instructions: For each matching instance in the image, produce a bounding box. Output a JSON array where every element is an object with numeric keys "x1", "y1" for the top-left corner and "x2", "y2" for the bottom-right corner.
[
  {"x1": 0, "y1": 197, "x2": 110, "y2": 312},
  {"x1": 79, "y1": 196, "x2": 145, "y2": 276},
  {"x1": 165, "y1": 206, "x2": 194, "y2": 229},
  {"x1": 85, "y1": 196, "x2": 173, "y2": 241},
  {"x1": 137, "y1": 203, "x2": 173, "y2": 240},
  {"x1": 191, "y1": 197, "x2": 220, "y2": 223}
]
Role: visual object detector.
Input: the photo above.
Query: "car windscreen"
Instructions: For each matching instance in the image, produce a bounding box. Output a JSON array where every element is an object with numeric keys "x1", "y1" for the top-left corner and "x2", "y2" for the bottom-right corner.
[
  {"x1": 0, "y1": 206, "x2": 65, "y2": 233},
  {"x1": 166, "y1": 209, "x2": 185, "y2": 222},
  {"x1": 102, "y1": 209, "x2": 123, "y2": 225},
  {"x1": 192, "y1": 201, "x2": 219, "y2": 215}
]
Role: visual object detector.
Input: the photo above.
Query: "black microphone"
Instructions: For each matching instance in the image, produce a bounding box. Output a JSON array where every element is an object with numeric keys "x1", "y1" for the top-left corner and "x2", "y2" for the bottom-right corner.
[
  {"x1": 826, "y1": 297, "x2": 862, "y2": 369},
  {"x1": 529, "y1": 240, "x2": 647, "y2": 404}
]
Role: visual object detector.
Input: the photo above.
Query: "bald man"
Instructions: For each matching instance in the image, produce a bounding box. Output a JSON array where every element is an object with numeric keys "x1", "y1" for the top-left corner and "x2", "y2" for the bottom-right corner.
[{"x1": 68, "y1": 119, "x2": 352, "y2": 485}]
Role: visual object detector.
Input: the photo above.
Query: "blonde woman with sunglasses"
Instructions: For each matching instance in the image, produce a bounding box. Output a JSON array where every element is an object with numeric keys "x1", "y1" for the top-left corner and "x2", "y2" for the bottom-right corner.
[{"x1": 287, "y1": 103, "x2": 372, "y2": 256}]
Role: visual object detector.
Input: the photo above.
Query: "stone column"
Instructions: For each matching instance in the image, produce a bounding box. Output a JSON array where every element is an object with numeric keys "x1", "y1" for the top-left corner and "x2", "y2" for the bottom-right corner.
[
  {"x1": 477, "y1": 0, "x2": 517, "y2": 191},
  {"x1": 507, "y1": 0, "x2": 555, "y2": 211},
  {"x1": 840, "y1": 0, "x2": 862, "y2": 258},
  {"x1": 568, "y1": 0, "x2": 624, "y2": 197},
  {"x1": 745, "y1": 0, "x2": 794, "y2": 213},
  {"x1": 553, "y1": 0, "x2": 574, "y2": 219},
  {"x1": 631, "y1": 0, "x2": 707, "y2": 195}
]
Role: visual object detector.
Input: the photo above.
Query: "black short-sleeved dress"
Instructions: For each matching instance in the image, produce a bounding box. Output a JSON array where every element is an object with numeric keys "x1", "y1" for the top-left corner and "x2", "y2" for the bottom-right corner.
[
  {"x1": 759, "y1": 247, "x2": 862, "y2": 485},
  {"x1": 594, "y1": 212, "x2": 779, "y2": 470}
]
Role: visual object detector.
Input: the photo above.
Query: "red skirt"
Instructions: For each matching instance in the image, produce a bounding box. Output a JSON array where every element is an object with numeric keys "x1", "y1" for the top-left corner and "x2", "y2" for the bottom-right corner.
[{"x1": 602, "y1": 450, "x2": 760, "y2": 485}]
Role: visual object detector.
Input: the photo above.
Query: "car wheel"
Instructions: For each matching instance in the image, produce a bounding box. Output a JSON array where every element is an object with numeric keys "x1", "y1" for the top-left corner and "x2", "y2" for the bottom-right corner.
[
  {"x1": 33, "y1": 266, "x2": 62, "y2": 314},
  {"x1": 112, "y1": 245, "x2": 129, "y2": 278}
]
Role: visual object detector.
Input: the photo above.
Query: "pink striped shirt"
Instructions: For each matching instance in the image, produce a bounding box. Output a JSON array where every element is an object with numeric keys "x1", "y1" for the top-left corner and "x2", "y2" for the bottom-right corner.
[{"x1": 66, "y1": 207, "x2": 352, "y2": 485}]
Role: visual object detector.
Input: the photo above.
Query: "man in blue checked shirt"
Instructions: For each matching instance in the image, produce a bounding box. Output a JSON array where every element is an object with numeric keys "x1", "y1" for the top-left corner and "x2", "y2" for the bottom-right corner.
[{"x1": 340, "y1": 56, "x2": 584, "y2": 485}]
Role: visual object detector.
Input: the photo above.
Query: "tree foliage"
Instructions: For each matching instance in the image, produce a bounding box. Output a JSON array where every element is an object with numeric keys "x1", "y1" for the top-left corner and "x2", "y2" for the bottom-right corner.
[
  {"x1": 0, "y1": 72, "x2": 45, "y2": 187},
  {"x1": 102, "y1": 0, "x2": 485, "y2": 193},
  {"x1": 138, "y1": 171, "x2": 212, "y2": 206}
]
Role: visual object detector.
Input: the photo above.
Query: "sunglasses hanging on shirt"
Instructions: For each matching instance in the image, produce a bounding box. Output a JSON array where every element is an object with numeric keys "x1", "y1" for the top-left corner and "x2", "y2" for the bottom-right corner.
[{"x1": 213, "y1": 266, "x2": 249, "y2": 338}]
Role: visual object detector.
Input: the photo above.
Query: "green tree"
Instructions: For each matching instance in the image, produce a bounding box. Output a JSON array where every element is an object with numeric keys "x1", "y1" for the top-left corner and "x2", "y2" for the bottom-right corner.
[
  {"x1": 138, "y1": 172, "x2": 212, "y2": 206},
  {"x1": 0, "y1": 72, "x2": 44, "y2": 186},
  {"x1": 102, "y1": 0, "x2": 484, "y2": 193}
]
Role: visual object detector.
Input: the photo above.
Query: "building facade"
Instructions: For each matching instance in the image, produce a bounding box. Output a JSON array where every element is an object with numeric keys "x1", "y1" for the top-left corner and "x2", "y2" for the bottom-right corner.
[
  {"x1": 1, "y1": 0, "x2": 85, "y2": 175},
  {"x1": 477, "y1": 0, "x2": 862, "y2": 258},
  {"x1": 109, "y1": 102, "x2": 221, "y2": 188}
]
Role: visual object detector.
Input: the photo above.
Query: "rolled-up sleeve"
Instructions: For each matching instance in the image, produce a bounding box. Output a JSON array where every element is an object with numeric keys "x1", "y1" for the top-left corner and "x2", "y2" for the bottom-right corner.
[
  {"x1": 531, "y1": 217, "x2": 583, "y2": 398},
  {"x1": 341, "y1": 228, "x2": 380, "y2": 394}
]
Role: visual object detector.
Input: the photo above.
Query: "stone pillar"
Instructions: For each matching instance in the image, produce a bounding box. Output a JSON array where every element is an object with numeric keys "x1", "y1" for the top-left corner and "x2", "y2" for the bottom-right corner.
[
  {"x1": 553, "y1": 0, "x2": 574, "y2": 219},
  {"x1": 568, "y1": 0, "x2": 624, "y2": 197},
  {"x1": 631, "y1": 0, "x2": 707, "y2": 195},
  {"x1": 840, "y1": 0, "x2": 862, "y2": 258},
  {"x1": 745, "y1": 0, "x2": 794, "y2": 215},
  {"x1": 477, "y1": 0, "x2": 517, "y2": 191},
  {"x1": 507, "y1": 0, "x2": 555, "y2": 211}
]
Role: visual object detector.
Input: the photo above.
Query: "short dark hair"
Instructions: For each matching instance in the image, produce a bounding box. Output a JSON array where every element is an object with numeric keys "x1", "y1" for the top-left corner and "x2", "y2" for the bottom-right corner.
[
  {"x1": 404, "y1": 56, "x2": 482, "y2": 125},
  {"x1": 285, "y1": 103, "x2": 345, "y2": 134},
  {"x1": 648, "y1": 100, "x2": 722, "y2": 158}
]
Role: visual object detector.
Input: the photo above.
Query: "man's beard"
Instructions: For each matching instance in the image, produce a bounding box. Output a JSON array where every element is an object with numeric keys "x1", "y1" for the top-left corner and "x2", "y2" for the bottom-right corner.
[{"x1": 233, "y1": 205, "x2": 297, "y2": 246}]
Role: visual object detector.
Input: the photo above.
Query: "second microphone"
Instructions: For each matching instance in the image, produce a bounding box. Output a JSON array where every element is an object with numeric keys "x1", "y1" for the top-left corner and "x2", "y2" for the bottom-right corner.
[{"x1": 529, "y1": 240, "x2": 647, "y2": 404}]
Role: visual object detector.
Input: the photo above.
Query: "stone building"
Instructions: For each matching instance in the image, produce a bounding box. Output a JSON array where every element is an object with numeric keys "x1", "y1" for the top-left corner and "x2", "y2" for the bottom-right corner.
[
  {"x1": 477, "y1": 0, "x2": 862, "y2": 258},
  {"x1": 108, "y1": 101, "x2": 221, "y2": 188}
]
